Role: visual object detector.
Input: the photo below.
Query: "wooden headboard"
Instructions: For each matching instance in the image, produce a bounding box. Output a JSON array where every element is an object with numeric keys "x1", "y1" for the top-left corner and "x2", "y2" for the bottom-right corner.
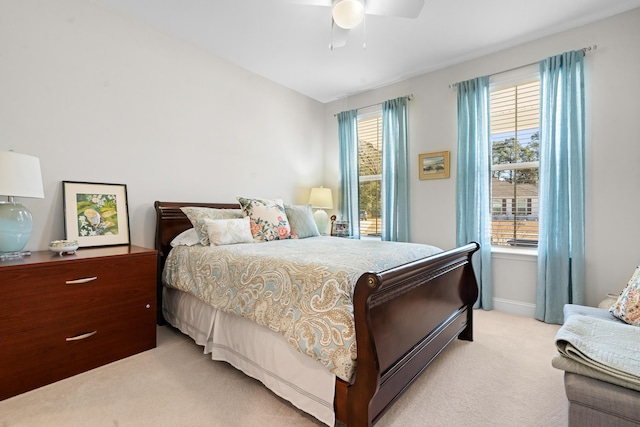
[{"x1": 153, "y1": 201, "x2": 239, "y2": 324}]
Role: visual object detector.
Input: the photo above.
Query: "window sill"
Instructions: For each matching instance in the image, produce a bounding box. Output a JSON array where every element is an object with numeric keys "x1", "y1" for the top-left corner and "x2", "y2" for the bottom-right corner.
[{"x1": 491, "y1": 245, "x2": 538, "y2": 261}]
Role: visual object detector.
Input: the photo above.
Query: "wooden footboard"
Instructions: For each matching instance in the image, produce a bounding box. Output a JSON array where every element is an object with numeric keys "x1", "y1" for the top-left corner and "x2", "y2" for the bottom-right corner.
[
  {"x1": 336, "y1": 242, "x2": 479, "y2": 426},
  {"x1": 154, "y1": 201, "x2": 479, "y2": 426}
]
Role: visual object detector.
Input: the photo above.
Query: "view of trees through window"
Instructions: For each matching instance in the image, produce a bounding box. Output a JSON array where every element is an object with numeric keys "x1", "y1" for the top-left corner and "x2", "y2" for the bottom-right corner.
[
  {"x1": 358, "y1": 113, "x2": 382, "y2": 237},
  {"x1": 355, "y1": 84, "x2": 540, "y2": 245},
  {"x1": 490, "y1": 80, "x2": 540, "y2": 247}
]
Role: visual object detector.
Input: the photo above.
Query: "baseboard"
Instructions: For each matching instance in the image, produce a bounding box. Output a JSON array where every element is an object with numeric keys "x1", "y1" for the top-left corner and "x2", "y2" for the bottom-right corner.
[{"x1": 492, "y1": 298, "x2": 536, "y2": 317}]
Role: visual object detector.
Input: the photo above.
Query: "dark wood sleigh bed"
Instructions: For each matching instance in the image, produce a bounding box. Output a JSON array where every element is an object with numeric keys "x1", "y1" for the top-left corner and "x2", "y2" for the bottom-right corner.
[{"x1": 154, "y1": 201, "x2": 479, "y2": 427}]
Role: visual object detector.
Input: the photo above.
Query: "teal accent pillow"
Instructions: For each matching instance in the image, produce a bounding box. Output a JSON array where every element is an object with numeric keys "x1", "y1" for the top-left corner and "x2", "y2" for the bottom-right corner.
[{"x1": 285, "y1": 204, "x2": 320, "y2": 239}]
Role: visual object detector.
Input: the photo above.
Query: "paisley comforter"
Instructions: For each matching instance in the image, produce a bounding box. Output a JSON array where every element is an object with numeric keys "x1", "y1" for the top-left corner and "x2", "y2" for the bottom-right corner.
[{"x1": 162, "y1": 236, "x2": 442, "y2": 382}]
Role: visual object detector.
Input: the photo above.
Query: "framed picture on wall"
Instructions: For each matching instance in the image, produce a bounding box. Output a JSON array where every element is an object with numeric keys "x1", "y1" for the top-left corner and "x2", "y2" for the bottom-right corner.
[
  {"x1": 418, "y1": 151, "x2": 450, "y2": 180},
  {"x1": 62, "y1": 181, "x2": 130, "y2": 248}
]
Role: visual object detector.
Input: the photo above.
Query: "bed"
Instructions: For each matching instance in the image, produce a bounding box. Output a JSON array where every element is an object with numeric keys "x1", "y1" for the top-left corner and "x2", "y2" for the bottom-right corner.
[{"x1": 154, "y1": 200, "x2": 479, "y2": 426}]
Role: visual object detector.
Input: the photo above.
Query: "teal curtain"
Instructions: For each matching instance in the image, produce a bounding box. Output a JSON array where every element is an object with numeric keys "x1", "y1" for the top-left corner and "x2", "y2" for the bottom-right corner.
[
  {"x1": 381, "y1": 97, "x2": 410, "y2": 242},
  {"x1": 536, "y1": 50, "x2": 586, "y2": 324},
  {"x1": 456, "y1": 76, "x2": 493, "y2": 310},
  {"x1": 337, "y1": 110, "x2": 360, "y2": 239}
]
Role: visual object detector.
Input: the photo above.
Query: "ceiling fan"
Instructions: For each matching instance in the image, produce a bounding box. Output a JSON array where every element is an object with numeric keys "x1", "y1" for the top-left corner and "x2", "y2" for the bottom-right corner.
[{"x1": 290, "y1": 0, "x2": 425, "y2": 49}]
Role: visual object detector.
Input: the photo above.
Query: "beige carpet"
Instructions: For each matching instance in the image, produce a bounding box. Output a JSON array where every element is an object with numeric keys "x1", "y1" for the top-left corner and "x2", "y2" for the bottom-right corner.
[{"x1": 0, "y1": 309, "x2": 567, "y2": 427}]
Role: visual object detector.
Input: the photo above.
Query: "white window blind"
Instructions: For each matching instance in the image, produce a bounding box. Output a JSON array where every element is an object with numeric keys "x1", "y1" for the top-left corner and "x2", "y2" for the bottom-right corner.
[
  {"x1": 490, "y1": 71, "x2": 540, "y2": 248},
  {"x1": 357, "y1": 113, "x2": 382, "y2": 237}
]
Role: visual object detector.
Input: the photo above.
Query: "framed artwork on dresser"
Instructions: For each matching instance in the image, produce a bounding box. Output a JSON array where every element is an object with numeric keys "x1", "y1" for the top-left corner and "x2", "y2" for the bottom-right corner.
[{"x1": 63, "y1": 181, "x2": 130, "y2": 248}]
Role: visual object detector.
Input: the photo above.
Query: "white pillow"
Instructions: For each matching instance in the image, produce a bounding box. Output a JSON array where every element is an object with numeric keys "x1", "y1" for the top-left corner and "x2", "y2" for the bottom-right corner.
[
  {"x1": 180, "y1": 207, "x2": 243, "y2": 246},
  {"x1": 204, "y1": 217, "x2": 254, "y2": 246},
  {"x1": 170, "y1": 228, "x2": 200, "y2": 247}
]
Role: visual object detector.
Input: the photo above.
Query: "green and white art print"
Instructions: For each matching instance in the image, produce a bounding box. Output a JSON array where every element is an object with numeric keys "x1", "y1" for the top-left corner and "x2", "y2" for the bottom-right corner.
[
  {"x1": 63, "y1": 181, "x2": 130, "y2": 248},
  {"x1": 75, "y1": 193, "x2": 120, "y2": 237}
]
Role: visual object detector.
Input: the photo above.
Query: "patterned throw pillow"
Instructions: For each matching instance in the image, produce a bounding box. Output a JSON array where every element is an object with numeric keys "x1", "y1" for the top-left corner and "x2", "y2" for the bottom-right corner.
[
  {"x1": 236, "y1": 197, "x2": 293, "y2": 242},
  {"x1": 204, "y1": 217, "x2": 253, "y2": 246},
  {"x1": 610, "y1": 266, "x2": 640, "y2": 326},
  {"x1": 285, "y1": 204, "x2": 320, "y2": 239},
  {"x1": 180, "y1": 207, "x2": 243, "y2": 246}
]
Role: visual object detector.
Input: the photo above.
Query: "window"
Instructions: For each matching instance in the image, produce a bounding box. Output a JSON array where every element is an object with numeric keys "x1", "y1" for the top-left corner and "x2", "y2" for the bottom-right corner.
[
  {"x1": 490, "y1": 71, "x2": 540, "y2": 248},
  {"x1": 357, "y1": 111, "x2": 382, "y2": 237}
]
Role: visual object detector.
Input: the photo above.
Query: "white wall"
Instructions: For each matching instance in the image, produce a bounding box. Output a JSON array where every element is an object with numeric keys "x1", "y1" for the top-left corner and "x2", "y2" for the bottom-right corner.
[
  {"x1": 323, "y1": 8, "x2": 640, "y2": 311},
  {"x1": 2, "y1": 1, "x2": 638, "y2": 313},
  {"x1": 0, "y1": 0, "x2": 325, "y2": 251}
]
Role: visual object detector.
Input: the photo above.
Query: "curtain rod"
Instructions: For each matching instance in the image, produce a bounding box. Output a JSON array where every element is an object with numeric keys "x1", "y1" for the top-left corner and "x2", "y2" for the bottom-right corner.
[
  {"x1": 448, "y1": 45, "x2": 597, "y2": 89},
  {"x1": 334, "y1": 94, "x2": 413, "y2": 117}
]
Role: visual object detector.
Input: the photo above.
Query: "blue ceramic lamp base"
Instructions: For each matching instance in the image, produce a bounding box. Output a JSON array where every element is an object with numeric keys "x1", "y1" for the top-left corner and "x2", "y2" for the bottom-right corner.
[{"x1": 0, "y1": 201, "x2": 33, "y2": 260}]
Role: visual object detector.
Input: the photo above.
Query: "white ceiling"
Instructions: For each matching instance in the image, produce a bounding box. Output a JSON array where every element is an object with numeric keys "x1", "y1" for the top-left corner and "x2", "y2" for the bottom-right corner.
[{"x1": 95, "y1": 0, "x2": 640, "y2": 103}]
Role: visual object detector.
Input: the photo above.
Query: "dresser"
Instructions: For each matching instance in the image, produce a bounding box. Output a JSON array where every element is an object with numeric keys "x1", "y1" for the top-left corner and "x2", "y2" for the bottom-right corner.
[{"x1": 0, "y1": 245, "x2": 157, "y2": 401}]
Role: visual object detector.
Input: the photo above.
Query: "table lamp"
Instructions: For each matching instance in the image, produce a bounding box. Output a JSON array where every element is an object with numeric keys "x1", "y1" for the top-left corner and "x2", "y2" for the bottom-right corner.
[
  {"x1": 0, "y1": 151, "x2": 44, "y2": 260},
  {"x1": 308, "y1": 187, "x2": 333, "y2": 235}
]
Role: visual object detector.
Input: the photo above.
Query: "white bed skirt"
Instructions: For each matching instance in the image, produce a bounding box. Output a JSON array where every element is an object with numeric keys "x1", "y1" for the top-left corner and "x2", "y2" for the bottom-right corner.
[{"x1": 162, "y1": 287, "x2": 336, "y2": 426}]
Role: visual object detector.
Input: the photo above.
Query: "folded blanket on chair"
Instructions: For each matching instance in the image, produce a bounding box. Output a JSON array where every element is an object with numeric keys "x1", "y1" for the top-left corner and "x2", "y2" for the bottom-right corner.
[
  {"x1": 554, "y1": 314, "x2": 640, "y2": 385},
  {"x1": 552, "y1": 355, "x2": 640, "y2": 392}
]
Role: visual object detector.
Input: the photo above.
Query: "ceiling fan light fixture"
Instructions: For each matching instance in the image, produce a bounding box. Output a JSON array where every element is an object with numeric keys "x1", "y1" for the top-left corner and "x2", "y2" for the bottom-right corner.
[{"x1": 332, "y1": 0, "x2": 365, "y2": 29}]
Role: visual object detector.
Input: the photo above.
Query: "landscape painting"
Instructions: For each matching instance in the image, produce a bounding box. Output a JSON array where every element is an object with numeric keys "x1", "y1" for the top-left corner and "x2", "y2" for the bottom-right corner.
[{"x1": 419, "y1": 151, "x2": 450, "y2": 180}]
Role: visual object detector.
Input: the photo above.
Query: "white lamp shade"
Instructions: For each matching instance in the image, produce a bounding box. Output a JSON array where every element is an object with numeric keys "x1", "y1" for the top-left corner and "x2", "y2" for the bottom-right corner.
[
  {"x1": 308, "y1": 187, "x2": 333, "y2": 209},
  {"x1": 332, "y1": 0, "x2": 365, "y2": 29},
  {"x1": 0, "y1": 151, "x2": 44, "y2": 199}
]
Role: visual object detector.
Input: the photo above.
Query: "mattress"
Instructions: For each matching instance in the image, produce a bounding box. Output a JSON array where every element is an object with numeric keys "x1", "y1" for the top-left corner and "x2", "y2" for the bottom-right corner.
[{"x1": 162, "y1": 236, "x2": 442, "y2": 382}]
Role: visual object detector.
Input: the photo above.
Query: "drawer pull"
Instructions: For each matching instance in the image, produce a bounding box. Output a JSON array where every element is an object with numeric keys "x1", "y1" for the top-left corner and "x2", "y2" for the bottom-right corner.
[
  {"x1": 66, "y1": 331, "x2": 97, "y2": 341},
  {"x1": 66, "y1": 277, "x2": 98, "y2": 285}
]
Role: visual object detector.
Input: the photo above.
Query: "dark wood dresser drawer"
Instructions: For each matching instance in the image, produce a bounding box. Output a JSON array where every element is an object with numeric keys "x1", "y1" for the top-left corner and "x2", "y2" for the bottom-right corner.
[
  {"x1": 3, "y1": 254, "x2": 155, "y2": 333},
  {"x1": 0, "y1": 245, "x2": 157, "y2": 401}
]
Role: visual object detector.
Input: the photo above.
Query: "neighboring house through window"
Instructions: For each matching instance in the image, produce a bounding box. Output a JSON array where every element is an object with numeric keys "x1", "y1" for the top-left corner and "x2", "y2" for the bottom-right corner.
[{"x1": 490, "y1": 66, "x2": 540, "y2": 248}]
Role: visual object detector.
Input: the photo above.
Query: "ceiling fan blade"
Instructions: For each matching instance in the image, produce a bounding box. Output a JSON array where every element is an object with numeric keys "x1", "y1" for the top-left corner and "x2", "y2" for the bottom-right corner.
[
  {"x1": 364, "y1": 0, "x2": 425, "y2": 18},
  {"x1": 283, "y1": 0, "x2": 331, "y2": 6},
  {"x1": 330, "y1": 21, "x2": 349, "y2": 49}
]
